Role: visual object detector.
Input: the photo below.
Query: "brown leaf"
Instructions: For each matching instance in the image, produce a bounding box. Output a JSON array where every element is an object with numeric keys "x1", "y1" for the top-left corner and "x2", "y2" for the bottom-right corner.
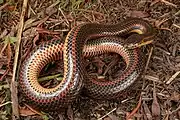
[
  {"x1": 152, "y1": 84, "x2": 160, "y2": 119},
  {"x1": 130, "y1": 11, "x2": 149, "y2": 18},
  {"x1": 19, "y1": 108, "x2": 37, "y2": 116},
  {"x1": 126, "y1": 96, "x2": 142, "y2": 119},
  {"x1": 143, "y1": 102, "x2": 152, "y2": 120},
  {"x1": 5, "y1": 5, "x2": 16, "y2": 11}
]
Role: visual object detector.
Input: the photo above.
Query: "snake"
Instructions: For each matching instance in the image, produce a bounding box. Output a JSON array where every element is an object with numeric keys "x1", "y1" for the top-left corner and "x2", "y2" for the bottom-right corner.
[{"x1": 19, "y1": 18, "x2": 155, "y2": 110}]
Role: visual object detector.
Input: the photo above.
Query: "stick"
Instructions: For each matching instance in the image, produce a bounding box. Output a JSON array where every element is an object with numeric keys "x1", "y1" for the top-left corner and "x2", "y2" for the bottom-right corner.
[
  {"x1": 98, "y1": 108, "x2": 117, "y2": 120},
  {"x1": 11, "y1": 0, "x2": 28, "y2": 119}
]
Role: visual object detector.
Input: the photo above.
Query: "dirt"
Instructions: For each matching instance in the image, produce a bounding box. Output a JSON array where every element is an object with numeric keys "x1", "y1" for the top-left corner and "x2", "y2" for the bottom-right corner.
[{"x1": 0, "y1": 0, "x2": 180, "y2": 120}]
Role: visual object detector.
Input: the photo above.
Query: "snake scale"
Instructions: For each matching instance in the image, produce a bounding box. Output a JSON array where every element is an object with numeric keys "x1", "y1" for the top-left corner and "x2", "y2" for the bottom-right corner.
[{"x1": 19, "y1": 18, "x2": 155, "y2": 110}]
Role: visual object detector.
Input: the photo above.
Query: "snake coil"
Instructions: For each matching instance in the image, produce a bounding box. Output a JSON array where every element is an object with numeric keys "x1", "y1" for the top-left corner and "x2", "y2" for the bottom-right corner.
[{"x1": 19, "y1": 18, "x2": 155, "y2": 110}]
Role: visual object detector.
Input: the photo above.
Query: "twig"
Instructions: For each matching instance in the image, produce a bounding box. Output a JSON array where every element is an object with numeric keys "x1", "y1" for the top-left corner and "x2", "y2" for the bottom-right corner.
[
  {"x1": 0, "y1": 69, "x2": 9, "y2": 81},
  {"x1": 0, "y1": 40, "x2": 8, "y2": 57},
  {"x1": 172, "y1": 42, "x2": 180, "y2": 57},
  {"x1": 58, "y1": 7, "x2": 69, "y2": 26},
  {"x1": 24, "y1": 104, "x2": 43, "y2": 116},
  {"x1": 0, "y1": 101, "x2": 12, "y2": 108},
  {"x1": 0, "y1": 3, "x2": 9, "y2": 11},
  {"x1": 170, "y1": 105, "x2": 180, "y2": 114},
  {"x1": 137, "y1": 40, "x2": 154, "y2": 48},
  {"x1": 156, "y1": 47, "x2": 171, "y2": 55},
  {"x1": 172, "y1": 24, "x2": 180, "y2": 29},
  {"x1": 74, "y1": 9, "x2": 104, "y2": 17},
  {"x1": 103, "y1": 55, "x2": 119, "y2": 76},
  {"x1": 144, "y1": 75, "x2": 161, "y2": 83},
  {"x1": 11, "y1": 0, "x2": 28, "y2": 119},
  {"x1": 142, "y1": 47, "x2": 154, "y2": 90},
  {"x1": 161, "y1": 0, "x2": 177, "y2": 8},
  {"x1": 36, "y1": 16, "x2": 50, "y2": 28},
  {"x1": 151, "y1": 0, "x2": 177, "y2": 8},
  {"x1": 0, "y1": 84, "x2": 9, "y2": 90},
  {"x1": 121, "y1": 98, "x2": 134, "y2": 103},
  {"x1": 152, "y1": 82, "x2": 160, "y2": 118},
  {"x1": 175, "y1": 10, "x2": 180, "y2": 16},
  {"x1": 155, "y1": 18, "x2": 169, "y2": 28},
  {"x1": 166, "y1": 71, "x2": 180, "y2": 84},
  {"x1": 146, "y1": 47, "x2": 153, "y2": 71},
  {"x1": 140, "y1": 47, "x2": 154, "y2": 119},
  {"x1": 38, "y1": 73, "x2": 62, "y2": 82},
  {"x1": 36, "y1": 27, "x2": 60, "y2": 35},
  {"x1": 98, "y1": 108, "x2": 117, "y2": 120},
  {"x1": 126, "y1": 96, "x2": 142, "y2": 120}
]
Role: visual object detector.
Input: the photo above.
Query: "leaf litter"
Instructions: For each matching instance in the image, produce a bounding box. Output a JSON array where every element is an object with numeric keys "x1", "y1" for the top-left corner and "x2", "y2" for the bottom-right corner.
[{"x1": 0, "y1": 0, "x2": 180, "y2": 119}]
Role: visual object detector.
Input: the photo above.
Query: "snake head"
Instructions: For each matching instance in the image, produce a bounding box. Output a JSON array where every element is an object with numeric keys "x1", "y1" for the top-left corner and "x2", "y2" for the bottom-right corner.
[{"x1": 125, "y1": 34, "x2": 154, "y2": 49}]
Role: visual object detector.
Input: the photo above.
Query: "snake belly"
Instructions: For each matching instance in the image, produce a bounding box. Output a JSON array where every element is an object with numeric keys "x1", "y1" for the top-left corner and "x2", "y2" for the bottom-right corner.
[{"x1": 19, "y1": 18, "x2": 154, "y2": 109}]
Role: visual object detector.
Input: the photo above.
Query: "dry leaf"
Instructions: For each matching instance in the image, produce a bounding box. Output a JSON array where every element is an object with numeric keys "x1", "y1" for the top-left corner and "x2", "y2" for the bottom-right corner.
[
  {"x1": 19, "y1": 108, "x2": 37, "y2": 116},
  {"x1": 4, "y1": 5, "x2": 16, "y2": 11},
  {"x1": 143, "y1": 102, "x2": 152, "y2": 120},
  {"x1": 130, "y1": 11, "x2": 149, "y2": 18},
  {"x1": 152, "y1": 85, "x2": 160, "y2": 119}
]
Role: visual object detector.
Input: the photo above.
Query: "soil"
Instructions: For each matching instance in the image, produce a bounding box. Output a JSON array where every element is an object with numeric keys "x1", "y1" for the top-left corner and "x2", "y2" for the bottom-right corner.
[{"x1": 0, "y1": 0, "x2": 180, "y2": 120}]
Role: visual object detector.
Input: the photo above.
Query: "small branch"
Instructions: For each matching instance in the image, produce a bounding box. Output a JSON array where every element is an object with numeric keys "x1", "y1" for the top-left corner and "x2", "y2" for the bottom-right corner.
[
  {"x1": 24, "y1": 104, "x2": 43, "y2": 116},
  {"x1": 126, "y1": 96, "x2": 142, "y2": 120},
  {"x1": 172, "y1": 24, "x2": 180, "y2": 29},
  {"x1": 38, "y1": 74, "x2": 63, "y2": 82},
  {"x1": 170, "y1": 105, "x2": 180, "y2": 114},
  {"x1": 0, "y1": 101, "x2": 12, "y2": 108},
  {"x1": 161, "y1": 0, "x2": 177, "y2": 8},
  {"x1": 144, "y1": 47, "x2": 153, "y2": 75},
  {"x1": 0, "y1": 69, "x2": 9, "y2": 81},
  {"x1": 98, "y1": 108, "x2": 117, "y2": 120},
  {"x1": 0, "y1": 84, "x2": 9, "y2": 90},
  {"x1": 11, "y1": 0, "x2": 28, "y2": 119},
  {"x1": 58, "y1": 7, "x2": 69, "y2": 26},
  {"x1": 175, "y1": 10, "x2": 180, "y2": 16},
  {"x1": 142, "y1": 46, "x2": 154, "y2": 89},
  {"x1": 144, "y1": 75, "x2": 162, "y2": 83},
  {"x1": 0, "y1": 3, "x2": 9, "y2": 11},
  {"x1": 166, "y1": 71, "x2": 180, "y2": 84}
]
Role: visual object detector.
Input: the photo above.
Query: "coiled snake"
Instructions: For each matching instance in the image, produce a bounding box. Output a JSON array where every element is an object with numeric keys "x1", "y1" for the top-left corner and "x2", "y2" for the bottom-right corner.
[{"x1": 19, "y1": 18, "x2": 155, "y2": 110}]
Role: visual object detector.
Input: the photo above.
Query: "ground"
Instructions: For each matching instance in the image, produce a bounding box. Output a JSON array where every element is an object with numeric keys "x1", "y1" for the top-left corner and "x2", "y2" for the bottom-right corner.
[{"x1": 0, "y1": 0, "x2": 180, "y2": 120}]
